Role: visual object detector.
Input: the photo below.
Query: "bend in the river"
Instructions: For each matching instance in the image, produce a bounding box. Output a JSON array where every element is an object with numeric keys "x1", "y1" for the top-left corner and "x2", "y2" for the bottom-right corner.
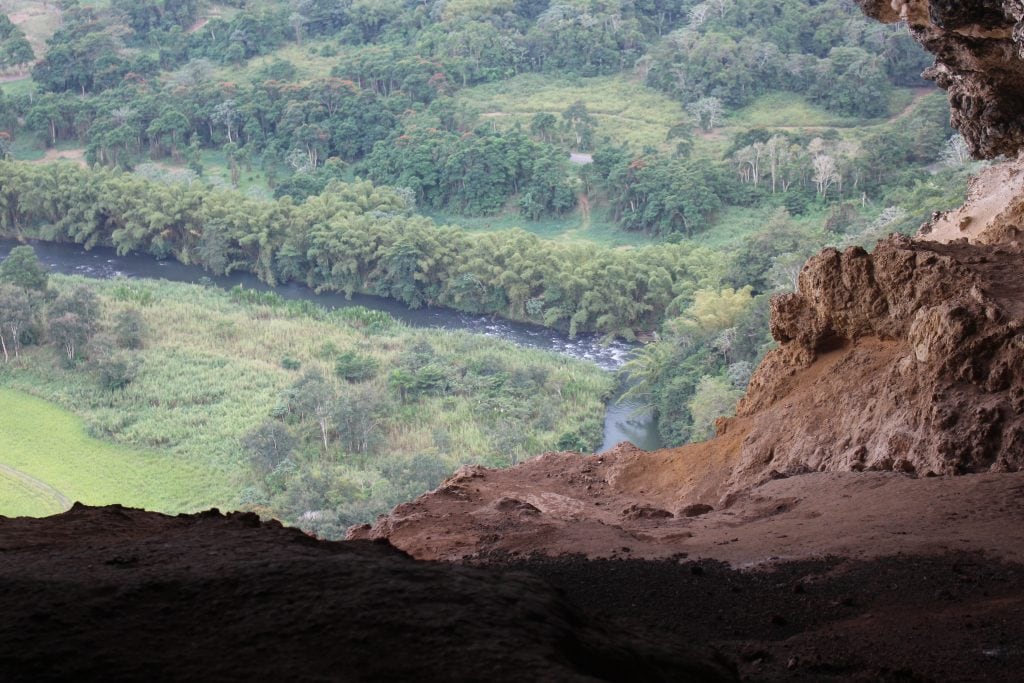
[{"x1": 0, "y1": 239, "x2": 662, "y2": 452}]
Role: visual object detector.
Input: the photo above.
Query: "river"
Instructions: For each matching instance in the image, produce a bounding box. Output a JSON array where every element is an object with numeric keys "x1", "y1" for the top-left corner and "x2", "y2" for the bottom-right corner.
[{"x1": 0, "y1": 239, "x2": 662, "y2": 452}]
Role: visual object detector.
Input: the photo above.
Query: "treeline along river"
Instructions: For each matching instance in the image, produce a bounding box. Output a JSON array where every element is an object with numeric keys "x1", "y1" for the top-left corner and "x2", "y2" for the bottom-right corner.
[{"x1": 0, "y1": 239, "x2": 662, "y2": 452}]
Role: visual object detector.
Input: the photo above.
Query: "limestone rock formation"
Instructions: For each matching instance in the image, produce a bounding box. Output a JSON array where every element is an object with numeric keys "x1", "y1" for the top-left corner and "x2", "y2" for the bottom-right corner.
[
  {"x1": 731, "y1": 236, "x2": 1024, "y2": 487},
  {"x1": 857, "y1": 0, "x2": 1024, "y2": 158}
]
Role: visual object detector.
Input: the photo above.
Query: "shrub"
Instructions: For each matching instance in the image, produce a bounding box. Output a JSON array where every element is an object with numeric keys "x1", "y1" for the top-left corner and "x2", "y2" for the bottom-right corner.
[{"x1": 333, "y1": 351, "x2": 378, "y2": 382}]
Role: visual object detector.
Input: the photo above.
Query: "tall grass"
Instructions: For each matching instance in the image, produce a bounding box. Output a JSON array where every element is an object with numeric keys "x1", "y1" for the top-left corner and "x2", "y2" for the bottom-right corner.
[{"x1": 0, "y1": 275, "x2": 613, "y2": 518}]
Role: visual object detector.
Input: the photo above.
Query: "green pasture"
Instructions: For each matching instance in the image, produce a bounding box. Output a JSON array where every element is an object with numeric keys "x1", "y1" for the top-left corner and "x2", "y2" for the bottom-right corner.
[
  {"x1": 0, "y1": 387, "x2": 230, "y2": 517},
  {"x1": 456, "y1": 73, "x2": 688, "y2": 152}
]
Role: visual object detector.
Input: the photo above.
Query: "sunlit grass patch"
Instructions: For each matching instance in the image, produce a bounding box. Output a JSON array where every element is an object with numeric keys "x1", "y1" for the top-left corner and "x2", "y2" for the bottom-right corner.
[
  {"x1": 0, "y1": 465, "x2": 57, "y2": 517},
  {"x1": 0, "y1": 388, "x2": 229, "y2": 515},
  {"x1": 457, "y1": 73, "x2": 688, "y2": 151}
]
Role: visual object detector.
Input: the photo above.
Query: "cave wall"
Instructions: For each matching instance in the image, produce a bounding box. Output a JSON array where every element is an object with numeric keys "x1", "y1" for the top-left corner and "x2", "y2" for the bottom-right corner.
[{"x1": 858, "y1": 0, "x2": 1024, "y2": 158}]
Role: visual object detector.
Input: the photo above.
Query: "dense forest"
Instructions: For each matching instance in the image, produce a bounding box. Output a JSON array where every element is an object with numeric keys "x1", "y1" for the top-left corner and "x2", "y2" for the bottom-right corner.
[
  {"x1": 1, "y1": 0, "x2": 945, "y2": 229},
  {"x1": 0, "y1": 0, "x2": 980, "y2": 494}
]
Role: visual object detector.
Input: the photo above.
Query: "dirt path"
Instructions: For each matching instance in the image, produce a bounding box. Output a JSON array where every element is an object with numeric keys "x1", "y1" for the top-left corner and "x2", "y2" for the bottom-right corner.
[
  {"x1": 0, "y1": 462, "x2": 71, "y2": 513},
  {"x1": 187, "y1": 17, "x2": 210, "y2": 34},
  {"x1": 32, "y1": 147, "x2": 87, "y2": 166}
]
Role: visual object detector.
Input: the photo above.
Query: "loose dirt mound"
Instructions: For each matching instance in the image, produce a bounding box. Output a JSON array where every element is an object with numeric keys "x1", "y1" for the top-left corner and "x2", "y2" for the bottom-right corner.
[{"x1": 0, "y1": 504, "x2": 731, "y2": 682}]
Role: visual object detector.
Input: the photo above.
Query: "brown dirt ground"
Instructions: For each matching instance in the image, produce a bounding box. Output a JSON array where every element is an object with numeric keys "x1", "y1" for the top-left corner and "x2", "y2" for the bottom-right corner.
[{"x1": 0, "y1": 505, "x2": 735, "y2": 683}]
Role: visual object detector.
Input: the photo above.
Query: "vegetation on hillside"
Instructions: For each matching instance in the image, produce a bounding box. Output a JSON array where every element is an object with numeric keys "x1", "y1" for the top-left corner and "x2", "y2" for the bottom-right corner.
[
  {"x1": 0, "y1": 246, "x2": 612, "y2": 534},
  {"x1": 0, "y1": 161, "x2": 725, "y2": 338}
]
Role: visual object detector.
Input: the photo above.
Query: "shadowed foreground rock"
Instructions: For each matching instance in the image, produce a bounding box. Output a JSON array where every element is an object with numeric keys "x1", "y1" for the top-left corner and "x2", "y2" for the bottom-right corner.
[
  {"x1": 0, "y1": 504, "x2": 733, "y2": 682},
  {"x1": 5, "y1": 505, "x2": 1024, "y2": 682}
]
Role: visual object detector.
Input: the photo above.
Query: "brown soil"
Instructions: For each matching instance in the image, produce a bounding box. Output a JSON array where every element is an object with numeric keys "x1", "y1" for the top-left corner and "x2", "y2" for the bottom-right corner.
[
  {"x1": 0, "y1": 505, "x2": 733, "y2": 682},
  {"x1": 922, "y1": 156, "x2": 1024, "y2": 244},
  {"x1": 5, "y1": 505, "x2": 1024, "y2": 682},
  {"x1": 351, "y1": 459, "x2": 1024, "y2": 565},
  {"x1": 504, "y1": 552, "x2": 1024, "y2": 682},
  {"x1": 34, "y1": 148, "x2": 87, "y2": 166}
]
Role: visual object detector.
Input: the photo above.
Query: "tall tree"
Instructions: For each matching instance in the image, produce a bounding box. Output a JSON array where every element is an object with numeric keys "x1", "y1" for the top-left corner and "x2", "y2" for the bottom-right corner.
[{"x1": 0, "y1": 284, "x2": 39, "y2": 362}]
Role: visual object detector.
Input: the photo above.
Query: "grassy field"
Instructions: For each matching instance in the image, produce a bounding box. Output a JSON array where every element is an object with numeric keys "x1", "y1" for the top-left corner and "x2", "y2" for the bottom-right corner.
[
  {"x1": 0, "y1": 387, "x2": 229, "y2": 517},
  {"x1": 456, "y1": 73, "x2": 688, "y2": 152},
  {"x1": 1, "y1": 0, "x2": 63, "y2": 59},
  {"x1": 211, "y1": 38, "x2": 343, "y2": 82},
  {"x1": 692, "y1": 205, "x2": 832, "y2": 250},
  {"x1": 727, "y1": 89, "x2": 916, "y2": 129},
  {"x1": 0, "y1": 465, "x2": 52, "y2": 517},
  {"x1": 0, "y1": 275, "x2": 612, "y2": 522},
  {"x1": 0, "y1": 76, "x2": 35, "y2": 96}
]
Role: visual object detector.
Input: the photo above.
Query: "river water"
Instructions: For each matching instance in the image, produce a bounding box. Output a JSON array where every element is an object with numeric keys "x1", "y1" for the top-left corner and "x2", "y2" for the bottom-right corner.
[{"x1": 0, "y1": 239, "x2": 662, "y2": 452}]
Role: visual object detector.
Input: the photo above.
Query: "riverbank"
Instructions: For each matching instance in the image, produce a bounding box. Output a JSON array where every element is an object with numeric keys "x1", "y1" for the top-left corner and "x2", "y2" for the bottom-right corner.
[
  {"x1": 0, "y1": 272, "x2": 613, "y2": 533},
  {"x1": 0, "y1": 238, "x2": 662, "y2": 450}
]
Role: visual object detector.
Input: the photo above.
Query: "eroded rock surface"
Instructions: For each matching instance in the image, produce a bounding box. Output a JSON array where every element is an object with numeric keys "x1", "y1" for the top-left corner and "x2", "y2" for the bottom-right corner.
[
  {"x1": 857, "y1": 0, "x2": 1024, "y2": 157},
  {"x1": 733, "y1": 236, "x2": 1024, "y2": 488}
]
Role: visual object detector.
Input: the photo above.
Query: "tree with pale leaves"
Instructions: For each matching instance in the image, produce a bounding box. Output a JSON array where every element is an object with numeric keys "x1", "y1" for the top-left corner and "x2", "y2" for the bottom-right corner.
[
  {"x1": 688, "y1": 97, "x2": 723, "y2": 131},
  {"x1": 942, "y1": 134, "x2": 971, "y2": 167},
  {"x1": 812, "y1": 153, "x2": 839, "y2": 197}
]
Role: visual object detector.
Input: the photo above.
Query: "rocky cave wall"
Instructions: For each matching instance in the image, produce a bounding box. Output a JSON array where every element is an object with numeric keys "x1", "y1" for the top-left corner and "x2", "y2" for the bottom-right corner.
[
  {"x1": 857, "y1": 0, "x2": 1024, "y2": 158},
  {"x1": 720, "y1": 0, "x2": 1024, "y2": 493}
]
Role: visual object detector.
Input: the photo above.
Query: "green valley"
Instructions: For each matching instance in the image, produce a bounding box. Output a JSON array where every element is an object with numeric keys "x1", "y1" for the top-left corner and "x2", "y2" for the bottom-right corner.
[
  {"x1": 0, "y1": 265, "x2": 611, "y2": 535},
  {"x1": 0, "y1": 0, "x2": 982, "y2": 524}
]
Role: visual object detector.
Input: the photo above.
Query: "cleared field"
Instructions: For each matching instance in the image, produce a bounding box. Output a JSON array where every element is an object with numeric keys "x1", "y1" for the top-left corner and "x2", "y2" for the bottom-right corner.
[
  {"x1": 456, "y1": 73, "x2": 688, "y2": 151},
  {"x1": 210, "y1": 39, "x2": 343, "y2": 82},
  {"x1": 0, "y1": 387, "x2": 228, "y2": 516},
  {"x1": 726, "y1": 90, "x2": 915, "y2": 129},
  {"x1": 428, "y1": 204, "x2": 655, "y2": 247}
]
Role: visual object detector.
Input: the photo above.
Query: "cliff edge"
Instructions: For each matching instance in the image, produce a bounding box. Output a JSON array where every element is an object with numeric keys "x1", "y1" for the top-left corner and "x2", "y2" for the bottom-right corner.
[{"x1": 352, "y1": 1, "x2": 1024, "y2": 565}]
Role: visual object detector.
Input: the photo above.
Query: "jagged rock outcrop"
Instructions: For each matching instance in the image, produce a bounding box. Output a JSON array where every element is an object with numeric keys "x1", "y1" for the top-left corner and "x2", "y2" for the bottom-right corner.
[
  {"x1": 857, "y1": 0, "x2": 1024, "y2": 158},
  {"x1": 730, "y1": 236, "x2": 1024, "y2": 488}
]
